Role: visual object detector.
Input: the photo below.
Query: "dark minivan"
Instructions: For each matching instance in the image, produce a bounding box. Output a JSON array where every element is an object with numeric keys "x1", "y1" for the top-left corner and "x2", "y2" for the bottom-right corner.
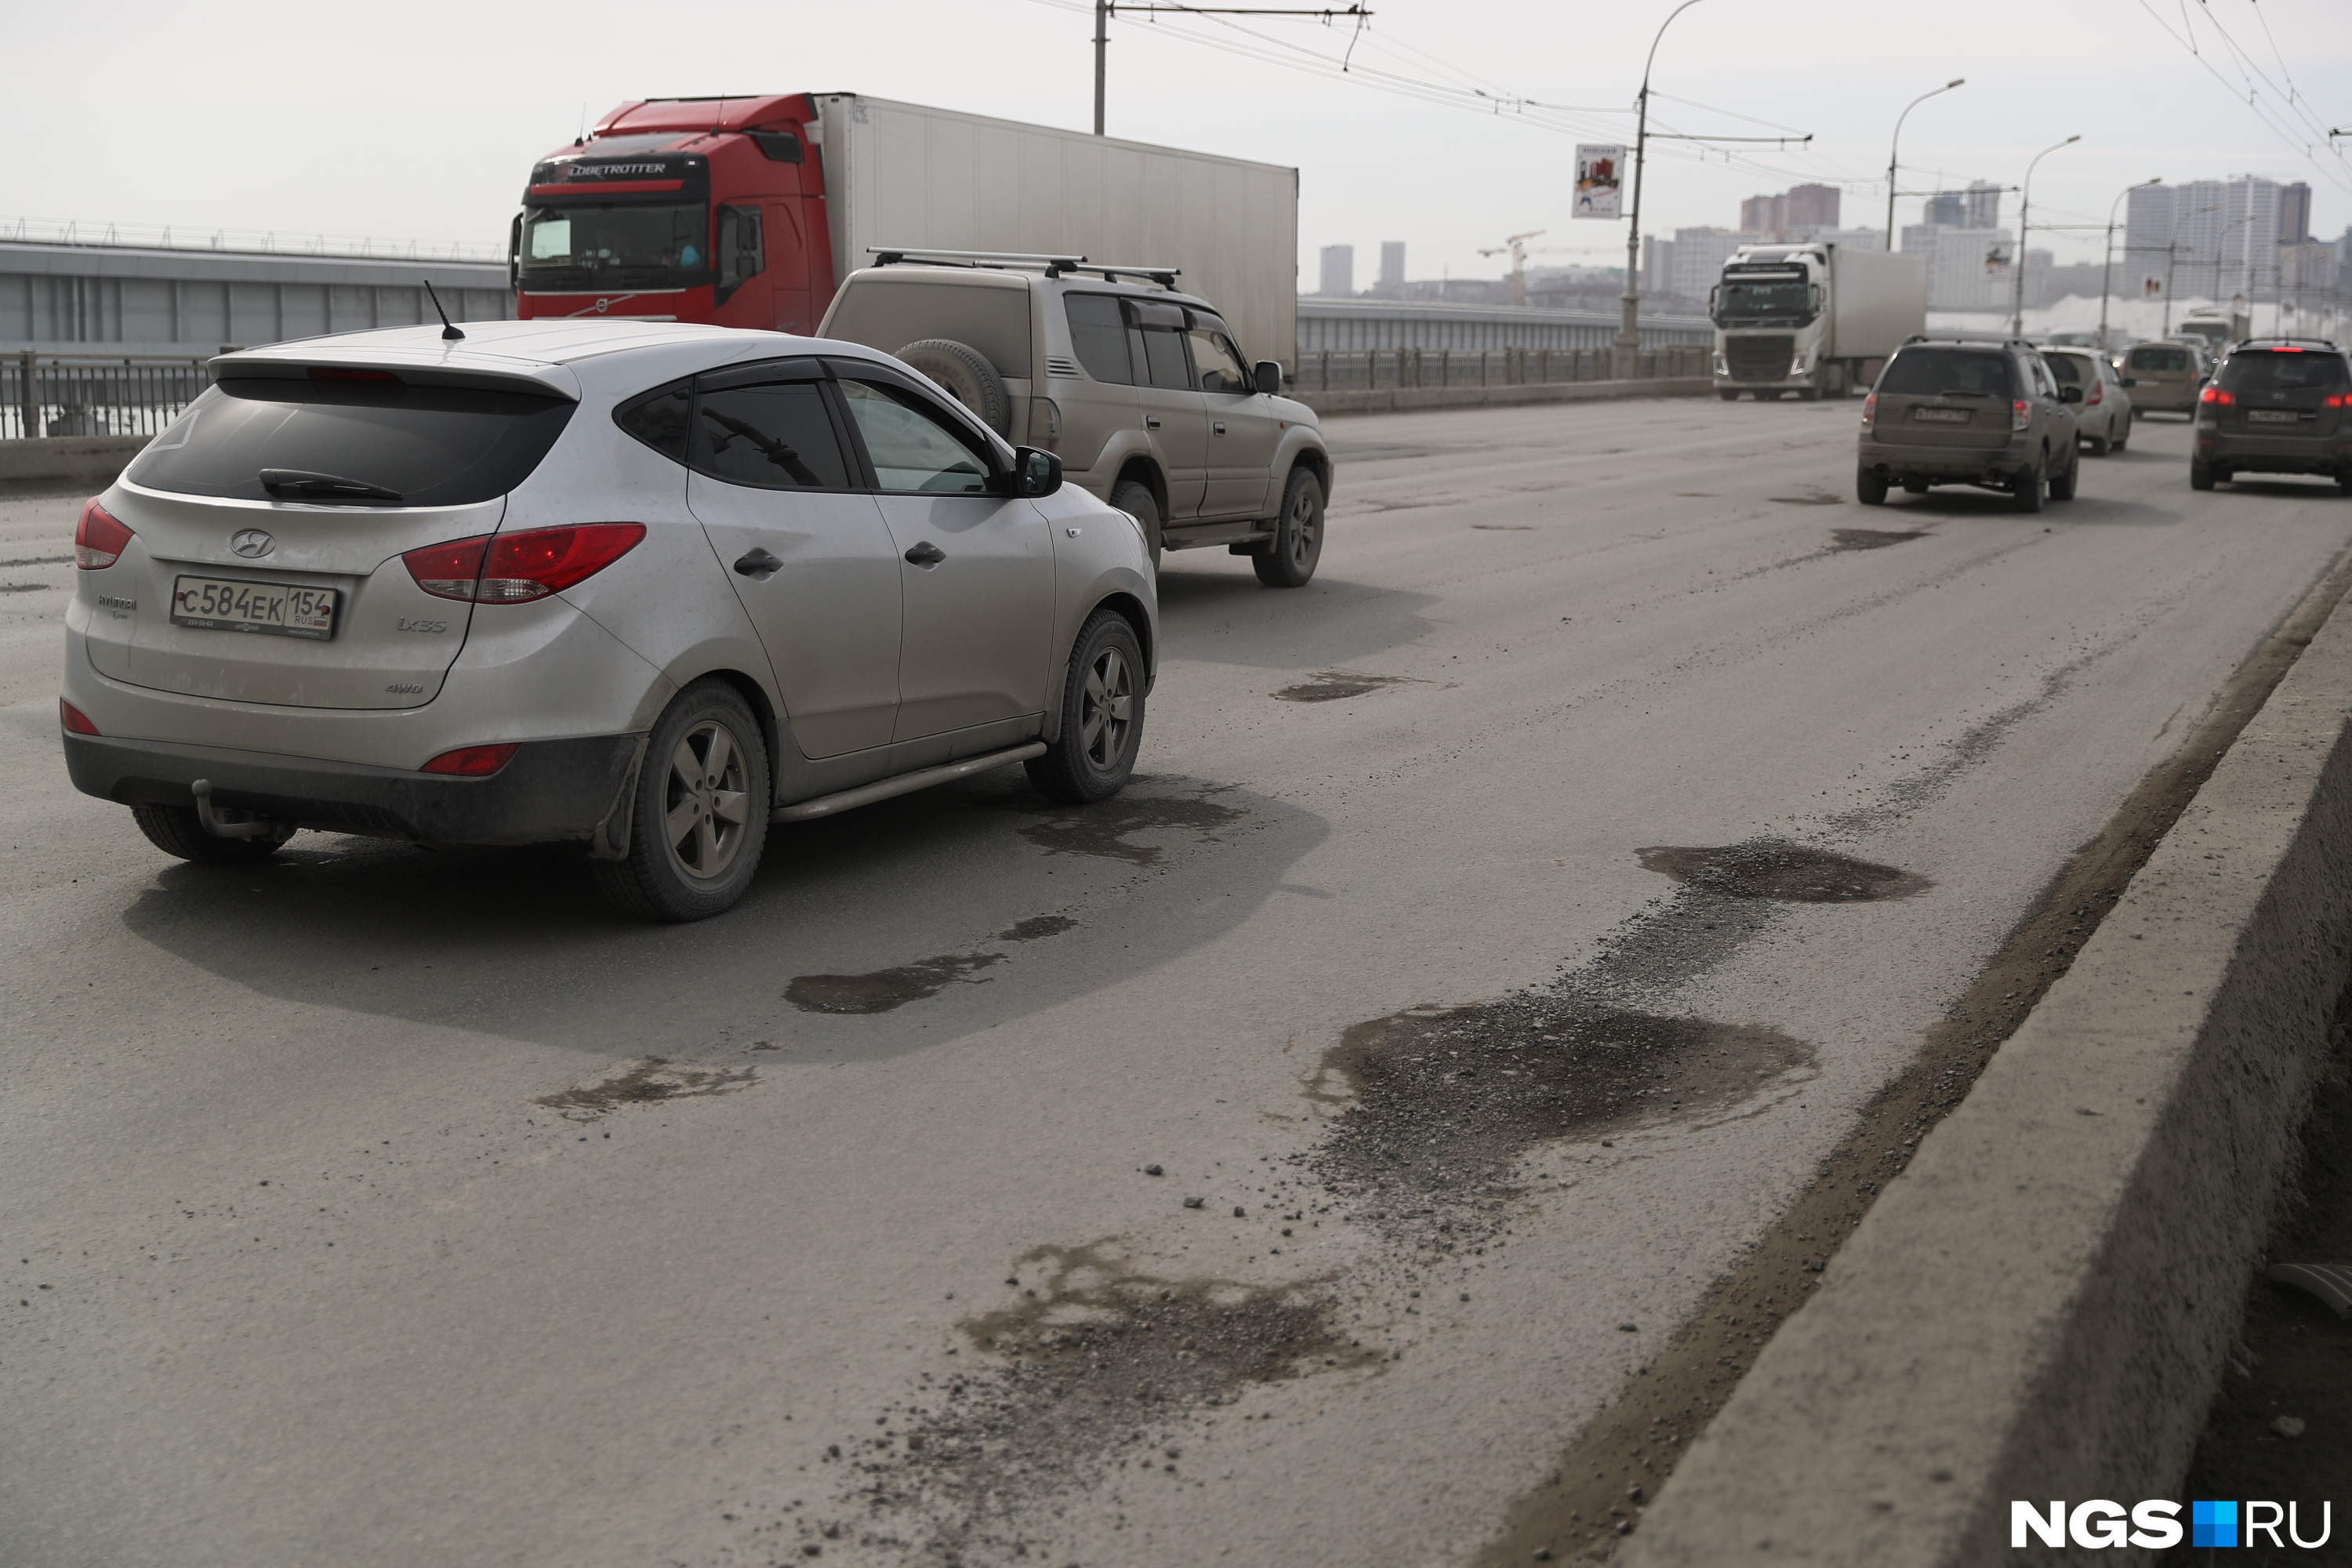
[{"x1": 2191, "y1": 340, "x2": 2352, "y2": 493}]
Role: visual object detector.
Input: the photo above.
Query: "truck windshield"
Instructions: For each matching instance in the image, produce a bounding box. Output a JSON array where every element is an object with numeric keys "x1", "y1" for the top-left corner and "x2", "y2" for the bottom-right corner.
[
  {"x1": 1715, "y1": 278, "x2": 1813, "y2": 322},
  {"x1": 519, "y1": 202, "x2": 711, "y2": 292}
]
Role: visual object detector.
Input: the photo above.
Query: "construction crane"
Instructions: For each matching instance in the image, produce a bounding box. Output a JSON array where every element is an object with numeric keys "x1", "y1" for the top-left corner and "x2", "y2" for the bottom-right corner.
[{"x1": 1477, "y1": 230, "x2": 1614, "y2": 307}]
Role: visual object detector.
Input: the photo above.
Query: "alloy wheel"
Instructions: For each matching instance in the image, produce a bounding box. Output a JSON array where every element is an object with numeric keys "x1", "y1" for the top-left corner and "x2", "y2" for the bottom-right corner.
[
  {"x1": 662, "y1": 720, "x2": 752, "y2": 881},
  {"x1": 1080, "y1": 646, "x2": 1135, "y2": 771},
  {"x1": 1287, "y1": 484, "x2": 1321, "y2": 568}
]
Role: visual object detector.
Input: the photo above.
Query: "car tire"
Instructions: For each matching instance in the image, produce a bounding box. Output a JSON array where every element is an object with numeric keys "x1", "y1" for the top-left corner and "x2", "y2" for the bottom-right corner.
[
  {"x1": 894, "y1": 339, "x2": 1012, "y2": 437},
  {"x1": 1025, "y1": 608, "x2": 1145, "y2": 805},
  {"x1": 1719, "y1": 389, "x2": 1740, "y2": 401},
  {"x1": 2190, "y1": 462, "x2": 2216, "y2": 492},
  {"x1": 130, "y1": 802, "x2": 294, "y2": 864},
  {"x1": 1253, "y1": 466, "x2": 1325, "y2": 588},
  {"x1": 2049, "y1": 452, "x2": 2078, "y2": 502},
  {"x1": 1856, "y1": 466, "x2": 1889, "y2": 506},
  {"x1": 2339, "y1": 470, "x2": 2352, "y2": 497},
  {"x1": 2086, "y1": 434, "x2": 2110, "y2": 457},
  {"x1": 2012, "y1": 462, "x2": 2045, "y2": 514},
  {"x1": 2112, "y1": 412, "x2": 2130, "y2": 452},
  {"x1": 592, "y1": 679, "x2": 771, "y2": 923},
  {"x1": 1903, "y1": 479, "x2": 1930, "y2": 495},
  {"x1": 1111, "y1": 478, "x2": 1161, "y2": 575}
]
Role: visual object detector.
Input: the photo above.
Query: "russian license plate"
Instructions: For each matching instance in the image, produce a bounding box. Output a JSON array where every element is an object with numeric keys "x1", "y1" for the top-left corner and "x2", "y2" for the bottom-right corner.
[
  {"x1": 1912, "y1": 407, "x2": 1971, "y2": 423},
  {"x1": 171, "y1": 575, "x2": 338, "y2": 640},
  {"x1": 2247, "y1": 409, "x2": 2301, "y2": 423}
]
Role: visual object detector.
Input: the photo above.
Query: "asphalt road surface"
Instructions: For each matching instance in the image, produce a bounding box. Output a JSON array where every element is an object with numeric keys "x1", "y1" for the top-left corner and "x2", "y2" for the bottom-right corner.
[{"x1": 5, "y1": 399, "x2": 2348, "y2": 1568}]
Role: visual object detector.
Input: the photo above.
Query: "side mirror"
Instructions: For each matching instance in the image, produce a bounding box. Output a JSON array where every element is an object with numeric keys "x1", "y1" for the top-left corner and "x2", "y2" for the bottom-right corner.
[
  {"x1": 2060, "y1": 385, "x2": 2083, "y2": 405},
  {"x1": 1254, "y1": 361, "x2": 1283, "y2": 395},
  {"x1": 1008, "y1": 445, "x2": 1062, "y2": 499}
]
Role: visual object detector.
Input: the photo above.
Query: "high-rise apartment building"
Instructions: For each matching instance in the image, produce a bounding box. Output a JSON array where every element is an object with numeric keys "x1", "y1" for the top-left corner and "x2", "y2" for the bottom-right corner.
[
  {"x1": 1739, "y1": 183, "x2": 1842, "y2": 234},
  {"x1": 2279, "y1": 182, "x2": 2311, "y2": 245},
  {"x1": 1318, "y1": 245, "x2": 1355, "y2": 298},
  {"x1": 1963, "y1": 180, "x2": 2002, "y2": 229},
  {"x1": 2125, "y1": 178, "x2": 2293, "y2": 301},
  {"x1": 1378, "y1": 241, "x2": 1406, "y2": 290}
]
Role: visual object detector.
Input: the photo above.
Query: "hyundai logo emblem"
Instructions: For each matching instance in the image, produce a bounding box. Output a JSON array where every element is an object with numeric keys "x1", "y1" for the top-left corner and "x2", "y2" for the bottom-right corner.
[{"x1": 229, "y1": 528, "x2": 275, "y2": 559}]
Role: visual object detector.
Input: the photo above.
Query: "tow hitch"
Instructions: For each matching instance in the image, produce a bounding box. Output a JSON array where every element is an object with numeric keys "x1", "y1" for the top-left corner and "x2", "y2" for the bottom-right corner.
[{"x1": 191, "y1": 779, "x2": 281, "y2": 840}]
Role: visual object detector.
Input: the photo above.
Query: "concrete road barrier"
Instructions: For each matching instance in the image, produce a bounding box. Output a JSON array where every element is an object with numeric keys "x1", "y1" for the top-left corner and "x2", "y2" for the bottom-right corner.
[
  {"x1": 1290, "y1": 376, "x2": 1715, "y2": 418},
  {"x1": 1624, "y1": 590, "x2": 2352, "y2": 1567},
  {"x1": 0, "y1": 436, "x2": 151, "y2": 497}
]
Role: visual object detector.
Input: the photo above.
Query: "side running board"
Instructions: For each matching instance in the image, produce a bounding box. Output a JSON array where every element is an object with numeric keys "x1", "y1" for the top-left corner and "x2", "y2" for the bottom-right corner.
[{"x1": 769, "y1": 741, "x2": 1047, "y2": 824}]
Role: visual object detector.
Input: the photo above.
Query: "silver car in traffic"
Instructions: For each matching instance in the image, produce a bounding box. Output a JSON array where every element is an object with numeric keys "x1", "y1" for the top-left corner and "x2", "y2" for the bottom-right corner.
[{"x1": 61, "y1": 320, "x2": 1156, "y2": 920}]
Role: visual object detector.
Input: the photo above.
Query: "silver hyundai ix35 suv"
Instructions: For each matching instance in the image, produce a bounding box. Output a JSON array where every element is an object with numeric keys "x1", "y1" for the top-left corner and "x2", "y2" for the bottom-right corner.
[{"x1": 60, "y1": 320, "x2": 1156, "y2": 921}]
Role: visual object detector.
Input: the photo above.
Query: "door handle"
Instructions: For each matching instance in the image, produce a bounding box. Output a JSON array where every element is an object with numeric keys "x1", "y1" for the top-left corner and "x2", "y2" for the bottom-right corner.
[
  {"x1": 904, "y1": 541, "x2": 946, "y2": 567},
  {"x1": 1145, "y1": 416, "x2": 1163, "y2": 430},
  {"x1": 733, "y1": 548, "x2": 782, "y2": 579},
  {"x1": 1213, "y1": 422, "x2": 1228, "y2": 436}
]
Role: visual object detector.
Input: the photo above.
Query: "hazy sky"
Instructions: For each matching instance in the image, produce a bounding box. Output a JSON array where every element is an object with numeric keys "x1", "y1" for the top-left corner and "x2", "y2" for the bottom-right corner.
[{"x1": 7, "y1": 0, "x2": 2347, "y2": 285}]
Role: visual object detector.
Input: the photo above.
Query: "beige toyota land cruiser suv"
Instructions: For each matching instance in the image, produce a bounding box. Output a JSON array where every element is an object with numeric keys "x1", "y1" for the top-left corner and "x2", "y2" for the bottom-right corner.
[{"x1": 819, "y1": 251, "x2": 1333, "y2": 586}]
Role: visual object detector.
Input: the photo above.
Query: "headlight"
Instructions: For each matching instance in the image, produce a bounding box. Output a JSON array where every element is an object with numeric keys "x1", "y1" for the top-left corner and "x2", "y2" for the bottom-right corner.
[
  {"x1": 1788, "y1": 351, "x2": 1809, "y2": 375},
  {"x1": 1712, "y1": 354, "x2": 1729, "y2": 376}
]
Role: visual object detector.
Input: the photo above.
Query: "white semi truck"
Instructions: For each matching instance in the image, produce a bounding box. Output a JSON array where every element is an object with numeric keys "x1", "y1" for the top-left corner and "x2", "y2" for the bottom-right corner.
[{"x1": 1710, "y1": 242, "x2": 1927, "y2": 400}]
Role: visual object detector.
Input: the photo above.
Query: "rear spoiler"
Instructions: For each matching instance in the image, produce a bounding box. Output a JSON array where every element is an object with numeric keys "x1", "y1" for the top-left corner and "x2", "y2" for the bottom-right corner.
[{"x1": 206, "y1": 351, "x2": 580, "y2": 401}]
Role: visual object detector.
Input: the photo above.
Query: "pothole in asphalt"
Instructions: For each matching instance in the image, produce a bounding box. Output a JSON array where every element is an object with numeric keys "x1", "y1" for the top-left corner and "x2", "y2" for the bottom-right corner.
[
  {"x1": 1008, "y1": 786, "x2": 1247, "y2": 866},
  {"x1": 786, "y1": 952, "x2": 1002, "y2": 1014},
  {"x1": 1769, "y1": 492, "x2": 1845, "y2": 506},
  {"x1": 1829, "y1": 528, "x2": 1929, "y2": 552},
  {"x1": 1275, "y1": 671, "x2": 1418, "y2": 703},
  {"x1": 811, "y1": 1242, "x2": 1377, "y2": 1559},
  {"x1": 1305, "y1": 1002, "x2": 1814, "y2": 1239},
  {"x1": 1471, "y1": 524, "x2": 1537, "y2": 532},
  {"x1": 996, "y1": 913, "x2": 1079, "y2": 942},
  {"x1": 1636, "y1": 840, "x2": 1933, "y2": 902},
  {"x1": 531, "y1": 1058, "x2": 757, "y2": 1120}
]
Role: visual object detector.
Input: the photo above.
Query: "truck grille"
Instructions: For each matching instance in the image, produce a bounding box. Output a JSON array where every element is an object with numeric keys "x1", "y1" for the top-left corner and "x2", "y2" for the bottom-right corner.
[{"x1": 1726, "y1": 336, "x2": 1794, "y2": 383}]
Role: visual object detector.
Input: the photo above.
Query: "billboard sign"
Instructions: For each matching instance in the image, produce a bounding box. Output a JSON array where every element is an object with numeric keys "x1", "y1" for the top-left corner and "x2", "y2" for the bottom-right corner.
[{"x1": 1574, "y1": 146, "x2": 1624, "y2": 220}]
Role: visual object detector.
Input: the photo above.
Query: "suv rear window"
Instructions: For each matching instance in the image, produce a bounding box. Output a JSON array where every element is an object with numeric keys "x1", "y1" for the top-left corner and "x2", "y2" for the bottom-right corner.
[
  {"x1": 2043, "y1": 354, "x2": 2094, "y2": 387},
  {"x1": 1064, "y1": 293, "x2": 1133, "y2": 384},
  {"x1": 1878, "y1": 349, "x2": 2014, "y2": 397},
  {"x1": 127, "y1": 376, "x2": 575, "y2": 506},
  {"x1": 2128, "y1": 346, "x2": 2190, "y2": 372},
  {"x1": 2216, "y1": 350, "x2": 2350, "y2": 397}
]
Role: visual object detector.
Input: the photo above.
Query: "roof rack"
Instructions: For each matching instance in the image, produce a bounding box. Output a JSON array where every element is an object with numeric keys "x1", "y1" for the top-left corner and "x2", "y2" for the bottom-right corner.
[
  {"x1": 2229, "y1": 336, "x2": 2339, "y2": 350},
  {"x1": 866, "y1": 246, "x2": 1181, "y2": 288}
]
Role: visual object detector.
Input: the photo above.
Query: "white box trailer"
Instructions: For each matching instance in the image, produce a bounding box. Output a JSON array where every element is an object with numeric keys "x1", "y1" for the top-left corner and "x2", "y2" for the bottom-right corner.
[
  {"x1": 810, "y1": 93, "x2": 1300, "y2": 368},
  {"x1": 1713, "y1": 242, "x2": 1927, "y2": 399}
]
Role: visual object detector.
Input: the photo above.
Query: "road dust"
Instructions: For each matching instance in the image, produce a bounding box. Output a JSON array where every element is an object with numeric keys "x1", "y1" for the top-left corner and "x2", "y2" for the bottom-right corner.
[
  {"x1": 1635, "y1": 841, "x2": 1934, "y2": 903},
  {"x1": 1828, "y1": 528, "x2": 1929, "y2": 552},
  {"x1": 802, "y1": 1242, "x2": 1377, "y2": 1560},
  {"x1": 1009, "y1": 786, "x2": 1247, "y2": 866},
  {"x1": 1275, "y1": 671, "x2": 1419, "y2": 703},
  {"x1": 1306, "y1": 1004, "x2": 1813, "y2": 1236},
  {"x1": 530, "y1": 1058, "x2": 757, "y2": 1121},
  {"x1": 786, "y1": 953, "x2": 1003, "y2": 1014}
]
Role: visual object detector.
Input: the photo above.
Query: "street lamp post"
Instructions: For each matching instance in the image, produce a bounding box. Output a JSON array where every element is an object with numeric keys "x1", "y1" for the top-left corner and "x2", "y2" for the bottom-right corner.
[
  {"x1": 2099, "y1": 178, "x2": 2161, "y2": 352},
  {"x1": 1615, "y1": 0, "x2": 1708, "y2": 378},
  {"x1": 2161, "y1": 204, "x2": 2219, "y2": 334},
  {"x1": 1885, "y1": 78, "x2": 1965, "y2": 252},
  {"x1": 2012, "y1": 134, "x2": 2080, "y2": 338}
]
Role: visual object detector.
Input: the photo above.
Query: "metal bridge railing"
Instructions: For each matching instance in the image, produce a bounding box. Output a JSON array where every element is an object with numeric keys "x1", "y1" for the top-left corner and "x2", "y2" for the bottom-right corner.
[
  {"x1": 1293, "y1": 342, "x2": 1711, "y2": 395},
  {"x1": 4, "y1": 353, "x2": 216, "y2": 441}
]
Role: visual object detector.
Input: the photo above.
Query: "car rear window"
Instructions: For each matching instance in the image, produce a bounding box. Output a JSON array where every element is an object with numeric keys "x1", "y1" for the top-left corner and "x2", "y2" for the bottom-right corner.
[
  {"x1": 2042, "y1": 354, "x2": 2093, "y2": 387},
  {"x1": 127, "y1": 375, "x2": 575, "y2": 506},
  {"x1": 2216, "y1": 350, "x2": 2350, "y2": 397},
  {"x1": 1878, "y1": 349, "x2": 2014, "y2": 397},
  {"x1": 2128, "y1": 346, "x2": 2190, "y2": 372}
]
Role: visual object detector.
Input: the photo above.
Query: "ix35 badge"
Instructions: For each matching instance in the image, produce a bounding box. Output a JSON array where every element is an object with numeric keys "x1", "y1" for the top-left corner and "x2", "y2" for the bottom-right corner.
[{"x1": 229, "y1": 528, "x2": 275, "y2": 558}]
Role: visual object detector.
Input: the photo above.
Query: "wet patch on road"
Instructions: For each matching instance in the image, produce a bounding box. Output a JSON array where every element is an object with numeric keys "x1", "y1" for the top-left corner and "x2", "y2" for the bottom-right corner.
[
  {"x1": 995, "y1": 913, "x2": 1079, "y2": 942},
  {"x1": 1305, "y1": 1003, "x2": 1813, "y2": 1236},
  {"x1": 1635, "y1": 840, "x2": 1933, "y2": 903},
  {"x1": 786, "y1": 952, "x2": 1003, "y2": 1014},
  {"x1": 1275, "y1": 671, "x2": 1419, "y2": 703},
  {"x1": 809, "y1": 1242, "x2": 1377, "y2": 1560},
  {"x1": 1471, "y1": 524, "x2": 1537, "y2": 532},
  {"x1": 1829, "y1": 528, "x2": 1929, "y2": 552},
  {"x1": 531, "y1": 1058, "x2": 757, "y2": 1121},
  {"x1": 1010, "y1": 786, "x2": 1247, "y2": 866}
]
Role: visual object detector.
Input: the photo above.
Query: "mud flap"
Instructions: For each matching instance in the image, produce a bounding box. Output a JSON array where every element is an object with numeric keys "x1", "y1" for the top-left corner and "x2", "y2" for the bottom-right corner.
[{"x1": 589, "y1": 735, "x2": 650, "y2": 862}]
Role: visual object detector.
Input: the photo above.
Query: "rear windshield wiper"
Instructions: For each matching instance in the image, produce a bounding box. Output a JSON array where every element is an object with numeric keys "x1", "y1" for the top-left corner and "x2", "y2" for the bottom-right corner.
[{"x1": 260, "y1": 468, "x2": 405, "y2": 503}]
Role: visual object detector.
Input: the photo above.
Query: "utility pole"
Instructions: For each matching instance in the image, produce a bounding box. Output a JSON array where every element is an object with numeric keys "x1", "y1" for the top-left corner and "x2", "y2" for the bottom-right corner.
[
  {"x1": 2161, "y1": 205, "x2": 2217, "y2": 335},
  {"x1": 1094, "y1": 0, "x2": 1109, "y2": 135},
  {"x1": 1885, "y1": 78, "x2": 1964, "y2": 252},
  {"x1": 2012, "y1": 134, "x2": 2079, "y2": 338},
  {"x1": 2100, "y1": 178, "x2": 2161, "y2": 353},
  {"x1": 1616, "y1": 0, "x2": 1708, "y2": 379}
]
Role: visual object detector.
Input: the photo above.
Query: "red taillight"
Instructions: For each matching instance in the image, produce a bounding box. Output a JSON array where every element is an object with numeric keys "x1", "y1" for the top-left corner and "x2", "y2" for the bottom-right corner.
[
  {"x1": 2326, "y1": 394, "x2": 2349, "y2": 409},
  {"x1": 420, "y1": 742, "x2": 518, "y2": 776},
  {"x1": 401, "y1": 524, "x2": 644, "y2": 605},
  {"x1": 74, "y1": 498, "x2": 134, "y2": 569},
  {"x1": 2012, "y1": 399, "x2": 2032, "y2": 431},
  {"x1": 403, "y1": 535, "x2": 491, "y2": 601},
  {"x1": 59, "y1": 699, "x2": 99, "y2": 735},
  {"x1": 2085, "y1": 380, "x2": 2102, "y2": 406},
  {"x1": 1860, "y1": 392, "x2": 1877, "y2": 428},
  {"x1": 2200, "y1": 386, "x2": 2234, "y2": 406}
]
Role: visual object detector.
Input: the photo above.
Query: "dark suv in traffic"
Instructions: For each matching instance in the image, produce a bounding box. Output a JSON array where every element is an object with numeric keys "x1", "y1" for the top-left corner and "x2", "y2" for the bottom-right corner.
[
  {"x1": 1857, "y1": 336, "x2": 2081, "y2": 514},
  {"x1": 2190, "y1": 339, "x2": 2352, "y2": 493}
]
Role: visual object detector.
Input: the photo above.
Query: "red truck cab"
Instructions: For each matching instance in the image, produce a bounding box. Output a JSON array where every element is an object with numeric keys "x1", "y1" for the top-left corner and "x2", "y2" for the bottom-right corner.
[{"x1": 513, "y1": 95, "x2": 836, "y2": 334}]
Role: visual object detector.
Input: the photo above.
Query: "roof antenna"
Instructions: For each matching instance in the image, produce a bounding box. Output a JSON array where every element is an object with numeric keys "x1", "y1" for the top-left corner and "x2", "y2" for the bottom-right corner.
[
  {"x1": 575, "y1": 100, "x2": 588, "y2": 147},
  {"x1": 423, "y1": 280, "x2": 465, "y2": 341}
]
